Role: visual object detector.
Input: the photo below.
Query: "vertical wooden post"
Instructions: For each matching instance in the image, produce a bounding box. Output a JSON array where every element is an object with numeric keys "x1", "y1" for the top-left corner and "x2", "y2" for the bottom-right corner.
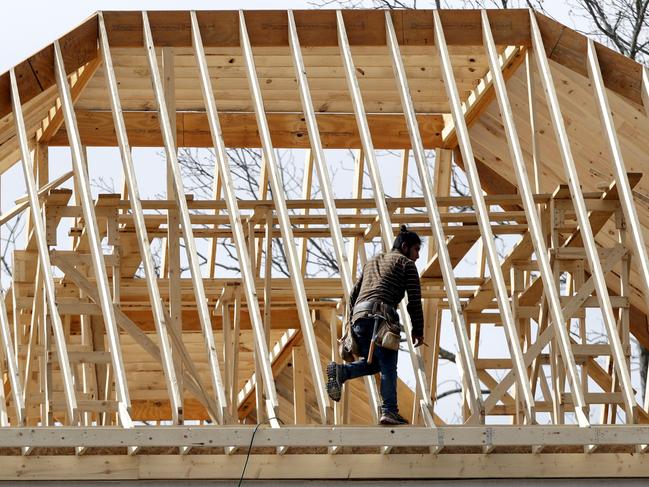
[
  {"x1": 525, "y1": 51, "x2": 541, "y2": 195},
  {"x1": 348, "y1": 149, "x2": 365, "y2": 282},
  {"x1": 298, "y1": 150, "x2": 313, "y2": 274},
  {"x1": 240, "y1": 10, "x2": 330, "y2": 423},
  {"x1": 11, "y1": 65, "x2": 79, "y2": 425},
  {"x1": 98, "y1": 12, "x2": 182, "y2": 424},
  {"x1": 191, "y1": 10, "x2": 279, "y2": 418},
  {"x1": 162, "y1": 47, "x2": 184, "y2": 418},
  {"x1": 434, "y1": 10, "x2": 535, "y2": 423},
  {"x1": 530, "y1": 10, "x2": 635, "y2": 422},
  {"x1": 292, "y1": 345, "x2": 307, "y2": 424}
]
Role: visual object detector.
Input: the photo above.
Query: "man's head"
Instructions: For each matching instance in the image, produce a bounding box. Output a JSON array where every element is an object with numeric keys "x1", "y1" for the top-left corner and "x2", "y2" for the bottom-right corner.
[{"x1": 392, "y1": 225, "x2": 421, "y2": 262}]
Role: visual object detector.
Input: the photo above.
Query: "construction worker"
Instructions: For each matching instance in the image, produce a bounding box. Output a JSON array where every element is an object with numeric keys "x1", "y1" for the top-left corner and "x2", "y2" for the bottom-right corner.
[{"x1": 326, "y1": 225, "x2": 424, "y2": 425}]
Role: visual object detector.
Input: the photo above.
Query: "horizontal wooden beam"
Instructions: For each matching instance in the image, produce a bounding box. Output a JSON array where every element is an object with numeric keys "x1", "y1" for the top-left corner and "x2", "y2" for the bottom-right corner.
[
  {"x1": 0, "y1": 425, "x2": 648, "y2": 448},
  {"x1": 47, "y1": 110, "x2": 443, "y2": 149},
  {"x1": 0, "y1": 425, "x2": 620, "y2": 448},
  {"x1": 101, "y1": 9, "x2": 531, "y2": 48},
  {"x1": 1, "y1": 453, "x2": 649, "y2": 480},
  {"x1": 41, "y1": 194, "x2": 558, "y2": 213},
  {"x1": 35, "y1": 303, "x2": 302, "y2": 333},
  {"x1": 84, "y1": 222, "x2": 528, "y2": 239}
]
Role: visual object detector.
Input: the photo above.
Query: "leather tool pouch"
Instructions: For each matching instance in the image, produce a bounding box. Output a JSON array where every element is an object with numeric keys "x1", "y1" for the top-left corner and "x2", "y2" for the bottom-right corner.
[
  {"x1": 338, "y1": 303, "x2": 358, "y2": 362},
  {"x1": 374, "y1": 319, "x2": 401, "y2": 351},
  {"x1": 341, "y1": 300, "x2": 401, "y2": 359},
  {"x1": 338, "y1": 321, "x2": 358, "y2": 362}
]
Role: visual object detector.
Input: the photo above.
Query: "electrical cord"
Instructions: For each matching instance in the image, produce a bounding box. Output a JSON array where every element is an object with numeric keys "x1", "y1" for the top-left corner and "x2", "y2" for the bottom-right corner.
[{"x1": 237, "y1": 416, "x2": 284, "y2": 487}]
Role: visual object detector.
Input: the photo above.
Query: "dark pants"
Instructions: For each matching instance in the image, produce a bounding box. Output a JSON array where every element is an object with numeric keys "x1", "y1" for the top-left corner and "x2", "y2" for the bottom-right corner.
[{"x1": 340, "y1": 317, "x2": 399, "y2": 414}]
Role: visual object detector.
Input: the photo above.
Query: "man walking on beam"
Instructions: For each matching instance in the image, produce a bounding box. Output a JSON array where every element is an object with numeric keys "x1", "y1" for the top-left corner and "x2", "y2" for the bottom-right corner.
[{"x1": 327, "y1": 225, "x2": 424, "y2": 425}]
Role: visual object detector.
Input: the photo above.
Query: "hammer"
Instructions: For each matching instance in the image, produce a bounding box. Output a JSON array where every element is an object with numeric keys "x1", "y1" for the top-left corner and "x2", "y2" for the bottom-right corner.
[{"x1": 367, "y1": 315, "x2": 381, "y2": 364}]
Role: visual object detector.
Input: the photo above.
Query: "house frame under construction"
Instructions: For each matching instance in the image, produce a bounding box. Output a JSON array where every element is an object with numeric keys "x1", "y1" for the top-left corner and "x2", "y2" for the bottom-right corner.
[{"x1": 1, "y1": 7, "x2": 649, "y2": 480}]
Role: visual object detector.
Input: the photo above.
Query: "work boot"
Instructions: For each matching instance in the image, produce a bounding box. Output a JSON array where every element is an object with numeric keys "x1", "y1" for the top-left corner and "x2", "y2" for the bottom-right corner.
[
  {"x1": 326, "y1": 361, "x2": 344, "y2": 402},
  {"x1": 379, "y1": 411, "x2": 409, "y2": 425}
]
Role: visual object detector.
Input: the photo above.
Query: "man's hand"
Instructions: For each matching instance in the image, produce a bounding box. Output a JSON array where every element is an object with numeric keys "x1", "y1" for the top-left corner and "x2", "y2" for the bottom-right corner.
[{"x1": 413, "y1": 335, "x2": 425, "y2": 348}]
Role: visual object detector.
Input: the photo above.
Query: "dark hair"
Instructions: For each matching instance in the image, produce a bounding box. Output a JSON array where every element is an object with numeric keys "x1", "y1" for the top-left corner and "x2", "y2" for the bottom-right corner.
[{"x1": 392, "y1": 225, "x2": 421, "y2": 252}]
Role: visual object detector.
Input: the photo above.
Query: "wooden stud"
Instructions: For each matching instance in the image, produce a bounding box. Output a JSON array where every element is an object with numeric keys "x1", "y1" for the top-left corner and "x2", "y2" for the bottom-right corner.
[
  {"x1": 387, "y1": 11, "x2": 483, "y2": 419},
  {"x1": 53, "y1": 39, "x2": 132, "y2": 424},
  {"x1": 191, "y1": 10, "x2": 279, "y2": 418},
  {"x1": 161, "y1": 46, "x2": 185, "y2": 419},
  {"x1": 434, "y1": 10, "x2": 535, "y2": 423},
  {"x1": 142, "y1": 11, "x2": 228, "y2": 423},
  {"x1": 10, "y1": 66, "x2": 79, "y2": 425},
  {"x1": 338, "y1": 10, "x2": 433, "y2": 422},
  {"x1": 529, "y1": 10, "x2": 636, "y2": 423},
  {"x1": 292, "y1": 344, "x2": 307, "y2": 424},
  {"x1": 586, "y1": 38, "x2": 649, "y2": 416},
  {"x1": 481, "y1": 10, "x2": 588, "y2": 426},
  {"x1": 298, "y1": 150, "x2": 313, "y2": 274},
  {"x1": 97, "y1": 12, "x2": 182, "y2": 424},
  {"x1": 525, "y1": 50, "x2": 541, "y2": 194},
  {"x1": 287, "y1": 10, "x2": 381, "y2": 423},
  {"x1": 240, "y1": 10, "x2": 330, "y2": 423}
]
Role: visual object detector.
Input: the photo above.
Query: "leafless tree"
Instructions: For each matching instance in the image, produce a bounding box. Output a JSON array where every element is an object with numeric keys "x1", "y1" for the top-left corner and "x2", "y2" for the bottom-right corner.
[
  {"x1": 571, "y1": 0, "x2": 649, "y2": 63},
  {"x1": 311, "y1": 0, "x2": 547, "y2": 10},
  {"x1": 176, "y1": 147, "x2": 343, "y2": 278}
]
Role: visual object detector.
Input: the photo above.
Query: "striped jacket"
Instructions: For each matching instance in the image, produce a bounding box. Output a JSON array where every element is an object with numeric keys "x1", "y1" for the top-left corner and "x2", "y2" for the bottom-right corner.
[{"x1": 350, "y1": 249, "x2": 424, "y2": 337}]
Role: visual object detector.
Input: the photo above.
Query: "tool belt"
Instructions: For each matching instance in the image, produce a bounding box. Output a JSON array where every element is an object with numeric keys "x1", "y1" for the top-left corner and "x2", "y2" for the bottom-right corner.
[
  {"x1": 339, "y1": 300, "x2": 402, "y2": 362},
  {"x1": 357, "y1": 300, "x2": 402, "y2": 355},
  {"x1": 352, "y1": 300, "x2": 400, "y2": 325}
]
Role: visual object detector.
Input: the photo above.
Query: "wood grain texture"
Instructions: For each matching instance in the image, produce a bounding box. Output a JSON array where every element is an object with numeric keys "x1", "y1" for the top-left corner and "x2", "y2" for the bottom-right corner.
[{"x1": 49, "y1": 111, "x2": 444, "y2": 148}]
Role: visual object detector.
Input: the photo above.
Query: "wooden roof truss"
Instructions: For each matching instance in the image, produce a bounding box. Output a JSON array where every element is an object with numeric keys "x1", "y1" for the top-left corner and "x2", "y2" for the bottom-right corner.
[{"x1": 0, "y1": 7, "x2": 649, "y2": 480}]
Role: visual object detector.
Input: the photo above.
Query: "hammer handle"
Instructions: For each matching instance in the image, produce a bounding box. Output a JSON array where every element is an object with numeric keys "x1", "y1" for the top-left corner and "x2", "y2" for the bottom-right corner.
[
  {"x1": 367, "y1": 340, "x2": 376, "y2": 364},
  {"x1": 367, "y1": 316, "x2": 380, "y2": 364}
]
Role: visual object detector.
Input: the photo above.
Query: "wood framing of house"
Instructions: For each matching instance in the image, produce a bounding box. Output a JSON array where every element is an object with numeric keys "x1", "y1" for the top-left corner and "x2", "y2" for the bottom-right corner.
[{"x1": 1, "y1": 7, "x2": 649, "y2": 480}]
